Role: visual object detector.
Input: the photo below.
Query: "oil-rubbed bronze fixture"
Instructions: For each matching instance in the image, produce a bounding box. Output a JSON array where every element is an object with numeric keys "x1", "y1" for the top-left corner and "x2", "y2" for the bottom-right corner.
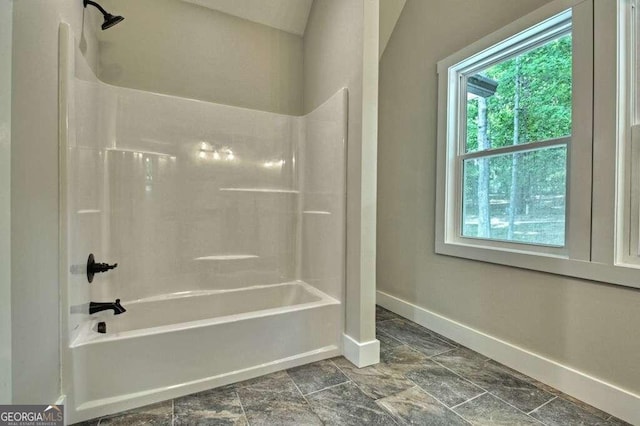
[
  {"x1": 87, "y1": 253, "x2": 118, "y2": 283},
  {"x1": 83, "y1": 0, "x2": 124, "y2": 30},
  {"x1": 89, "y1": 299, "x2": 126, "y2": 315}
]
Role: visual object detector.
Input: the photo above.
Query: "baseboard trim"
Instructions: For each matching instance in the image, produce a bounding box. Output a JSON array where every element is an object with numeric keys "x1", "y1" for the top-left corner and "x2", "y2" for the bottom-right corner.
[
  {"x1": 377, "y1": 290, "x2": 640, "y2": 425},
  {"x1": 342, "y1": 333, "x2": 380, "y2": 367}
]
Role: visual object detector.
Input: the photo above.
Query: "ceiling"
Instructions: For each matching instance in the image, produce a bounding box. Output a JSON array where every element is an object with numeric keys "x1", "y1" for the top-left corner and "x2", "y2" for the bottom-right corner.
[
  {"x1": 180, "y1": 0, "x2": 405, "y2": 59},
  {"x1": 380, "y1": 0, "x2": 406, "y2": 59},
  {"x1": 182, "y1": 0, "x2": 313, "y2": 36}
]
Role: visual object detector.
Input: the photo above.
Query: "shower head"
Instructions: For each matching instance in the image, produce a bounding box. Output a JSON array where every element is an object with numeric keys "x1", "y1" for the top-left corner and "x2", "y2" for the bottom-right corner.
[
  {"x1": 83, "y1": 0, "x2": 124, "y2": 31},
  {"x1": 101, "y1": 13, "x2": 125, "y2": 30}
]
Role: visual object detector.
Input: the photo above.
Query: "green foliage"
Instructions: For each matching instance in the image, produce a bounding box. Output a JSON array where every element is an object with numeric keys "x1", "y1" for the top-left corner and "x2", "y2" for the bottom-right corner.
[{"x1": 462, "y1": 34, "x2": 572, "y2": 245}]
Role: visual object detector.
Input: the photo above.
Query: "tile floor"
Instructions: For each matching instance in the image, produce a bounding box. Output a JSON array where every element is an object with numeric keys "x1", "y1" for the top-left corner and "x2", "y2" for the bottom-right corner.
[{"x1": 75, "y1": 306, "x2": 631, "y2": 425}]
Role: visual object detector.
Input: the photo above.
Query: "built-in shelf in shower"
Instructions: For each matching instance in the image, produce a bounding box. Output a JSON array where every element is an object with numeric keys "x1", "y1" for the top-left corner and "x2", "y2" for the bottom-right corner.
[
  {"x1": 303, "y1": 211, "x2": 332, "y2": 215},
  {"x1": 106, "y1": 147, "x2": 176, "y2": 158},
  {"x1": 194, "y1": 255, "x2": 259, "y2": 261},
  {"x1": 219, "y1": 188, "x2": 299, "y2": 194},
  {"x1": 77, "y1": 209, "x2": 101, "y2": 215}
]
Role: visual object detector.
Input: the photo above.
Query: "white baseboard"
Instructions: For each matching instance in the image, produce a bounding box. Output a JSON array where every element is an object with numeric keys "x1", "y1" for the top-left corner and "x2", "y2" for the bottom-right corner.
[
  {"x1": 342, "y1": 333, "x2": 380, "y2": 367},
  {"x1": 377, "y1": 290, "x2": 640, "y2": 425}
]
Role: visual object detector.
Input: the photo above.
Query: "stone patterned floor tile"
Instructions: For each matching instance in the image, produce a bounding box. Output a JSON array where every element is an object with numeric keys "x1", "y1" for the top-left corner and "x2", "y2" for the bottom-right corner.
[
  {"x1": 453, "y1": 393, "x2": 541, "y2": 425},
  {"x1": 377, "y1": 386, "x2": 470, "y2": 425},
  {"x1": 607, "y1": 416, "x2": 634, "y2": 425},
  {"x1": 433, "y1": 348, "x2": 554, "y2": 412},
  {"x1": 333, "y1": 355, "x2": 415, "y2": 399},
  {"x1": 529, "y1": 397, "x2": 612, "y2": 426},
  {"x1": 380, "y1": 343, "x2": 429, "y2": 374},
  {"x1": 377, "y1": 328, "x2": 404, "y2": 351},
  {"x1": 405, "y1": 358, "x2": 485, "y2": 407},
  {"x1": 174, "y1": 387, "x2": 246, "y2": 425},
  {"x1": 306, "y1": 381, "x2": 396, "y2": 425},
  {"x1": 235, "y1": 371, "x2": 322, "y2": 426},
  {"x1": 75, "y1": 307, "x2": 625, "y2": 426},
  {"x1": 98, "y1": 401, "x2": 173, "y2": 426},
  {"x1": 287, "y1": 359, "x2": 349, "y2": 395},
  {"x1": 376, "y1": 305, "x2": 403, "y2": 322},
  {"x1": 431, "y1": 346, "x2": 490, "y2": 367},
  {"x1": 377, "y1": 319, "x2": 455, "y2": 357},
  {"x1": 485, "y1": 360, "x2": 613, "y2": 422}
]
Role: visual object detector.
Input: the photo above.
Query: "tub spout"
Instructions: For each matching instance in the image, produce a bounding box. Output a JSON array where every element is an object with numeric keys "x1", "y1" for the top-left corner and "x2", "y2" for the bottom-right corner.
[{"x1": 89, "y1": 298, "x2": 126, "y2": 315}]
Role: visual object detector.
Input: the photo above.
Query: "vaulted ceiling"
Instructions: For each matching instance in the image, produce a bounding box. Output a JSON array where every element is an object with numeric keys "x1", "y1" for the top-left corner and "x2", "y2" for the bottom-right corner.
[
  {"x1": 182, "y1": 0, "x2": 313, "y2": 36},
  {"x1": 181, "y1": 0, "x2": 405, "y2": 59}
]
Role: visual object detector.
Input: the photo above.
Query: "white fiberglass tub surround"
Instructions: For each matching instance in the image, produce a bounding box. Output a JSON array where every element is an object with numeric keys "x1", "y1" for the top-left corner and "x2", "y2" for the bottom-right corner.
[{"x1": 59, "y1": 25, "x2": 347, "y2": 423}]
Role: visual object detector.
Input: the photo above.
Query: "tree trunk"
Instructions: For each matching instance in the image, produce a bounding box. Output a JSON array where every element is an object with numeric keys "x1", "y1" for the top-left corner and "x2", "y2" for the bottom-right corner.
[
  {"x1": 477, "y1": 97, "x2": 490, "y2": 238},
  {"x1": 508, "y1": 57, "x2": 521, "y2": 240}
]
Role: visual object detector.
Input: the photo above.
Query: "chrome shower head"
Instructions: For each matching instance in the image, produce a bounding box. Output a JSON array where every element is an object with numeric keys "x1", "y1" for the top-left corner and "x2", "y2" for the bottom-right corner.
[{"x1": 83, "y1": 0, "x2": 124, "y2": 31}]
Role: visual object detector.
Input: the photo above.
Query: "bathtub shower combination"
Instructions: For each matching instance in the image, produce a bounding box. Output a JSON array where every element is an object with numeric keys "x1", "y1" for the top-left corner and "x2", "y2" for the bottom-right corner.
[{"x1": 59, "y1": 25, "x2": 347, "y2": 423}]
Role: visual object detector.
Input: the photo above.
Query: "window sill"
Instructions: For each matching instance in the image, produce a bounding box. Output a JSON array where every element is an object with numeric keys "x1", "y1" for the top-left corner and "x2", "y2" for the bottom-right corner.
[{"x1": 435, "y1": 240, "x2": 640, "y2": 290}]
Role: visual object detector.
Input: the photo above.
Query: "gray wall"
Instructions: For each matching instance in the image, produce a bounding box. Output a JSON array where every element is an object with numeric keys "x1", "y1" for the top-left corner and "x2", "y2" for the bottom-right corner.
[
  {"x1": 98, "y1": 0, "x2": 304, "y2": 115},
  {"x1": 304, "y1": 0, "x2": 378, "y2": 344},
  {"x1": 377, "y1": 0, "x2": 640, "y2": 395},
  {"x1": 11, "y1": 0, "x2": 100, "y2": 403},
  {"x1": 0, "y1": 0, "x2": 12, "y2": 404}
]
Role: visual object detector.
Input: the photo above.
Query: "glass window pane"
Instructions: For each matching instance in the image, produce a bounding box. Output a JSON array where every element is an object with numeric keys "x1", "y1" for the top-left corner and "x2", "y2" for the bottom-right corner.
[
  {"x1": 462, "y1": 146, "x2": 567, "y2": 246},
  {"x1": 466, "y1": 34, "x2": 572, "y2": 153},
  {"x1": 635, "y1": 1, "x2": 640, "y2": 124}
]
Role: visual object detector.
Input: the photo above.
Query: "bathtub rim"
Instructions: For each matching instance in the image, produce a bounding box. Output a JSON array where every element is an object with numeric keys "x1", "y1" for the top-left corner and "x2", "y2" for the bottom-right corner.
[{"x1": 71, "y1": 280, "x2": 340, "y2": 347}]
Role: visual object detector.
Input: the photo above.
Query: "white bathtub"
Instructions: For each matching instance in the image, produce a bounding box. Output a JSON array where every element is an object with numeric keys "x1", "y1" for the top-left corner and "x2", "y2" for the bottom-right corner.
[{"x1": 68, "y1": 281, "x2": 341, "y2": 422}]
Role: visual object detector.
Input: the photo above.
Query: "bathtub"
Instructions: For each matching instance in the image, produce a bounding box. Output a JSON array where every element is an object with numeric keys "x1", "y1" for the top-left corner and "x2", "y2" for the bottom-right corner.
[
  {"x1": 70, "y1": 281, "x2": 341, "y2": 421},
  {"x1": 60, "y1": 22, "x2": 348, "y2": 423}
]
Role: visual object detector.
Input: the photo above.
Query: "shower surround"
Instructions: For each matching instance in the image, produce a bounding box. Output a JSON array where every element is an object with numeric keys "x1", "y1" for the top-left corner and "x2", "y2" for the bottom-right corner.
[{"x1": 59, "y1": 24, "x2": 347, "y2": 423}]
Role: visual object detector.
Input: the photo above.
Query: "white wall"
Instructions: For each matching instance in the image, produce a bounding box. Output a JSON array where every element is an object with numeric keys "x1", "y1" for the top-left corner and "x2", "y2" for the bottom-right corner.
[
  {"x1": 98, "y1": 0, "x2": 304, "y2": 115},
  {"x1": 377, "y1": 0, "x2": 640, "y2": 396},
  {"x1": 0, "y1": 0, "x2": 12, "y2": 405},
  {"x1": 11, "y1": 0, "x2": 100, "y2": 403},
  {"x1": 304, "y1": 0, "x2": 379, "y2": 348}
]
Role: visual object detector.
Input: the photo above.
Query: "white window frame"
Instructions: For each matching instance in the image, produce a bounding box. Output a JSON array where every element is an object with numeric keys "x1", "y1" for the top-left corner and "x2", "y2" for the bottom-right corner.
[
  {"x1": 436, "y1": 0, "x2": 594, "y2": 264},
  {"x1": 617, "y1": 0, "x2": 640, "y2": 267},
  {"x1": 434, "y1": 0, "x2": 640, "y2": 289}
]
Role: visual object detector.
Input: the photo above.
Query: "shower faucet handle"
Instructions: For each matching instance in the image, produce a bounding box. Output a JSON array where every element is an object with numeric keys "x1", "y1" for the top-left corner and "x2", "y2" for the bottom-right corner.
[{"x1": 87, "y1": 253, "x2": 118, "y2": 283}]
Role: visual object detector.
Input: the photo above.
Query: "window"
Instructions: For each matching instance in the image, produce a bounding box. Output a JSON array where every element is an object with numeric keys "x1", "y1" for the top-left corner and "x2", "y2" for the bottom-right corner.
[
  {"x1": 434, "y1": 0, "x2": 640, "y2": 289},
  {"x1": 462, "y1": 32, "x2": 572, "y2": 248},
  {"x1": 618, "y1": 0, "x2": 640, "y2": 265},
  {"x1": 436, "y1": 2, "x2": 593, "y2": 263}
]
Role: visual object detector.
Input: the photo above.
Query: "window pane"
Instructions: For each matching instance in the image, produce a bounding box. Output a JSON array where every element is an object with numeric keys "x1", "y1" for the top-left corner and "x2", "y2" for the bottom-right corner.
[
  {"x1": 462, "y1": 146, "x2": 567, "y2": 246},
  {"x1": 466, "y1": 34, "x2": 572, "y2": 153},
  {"x1": 636, "y1": 2, "x2": 640, "y2": 124}
]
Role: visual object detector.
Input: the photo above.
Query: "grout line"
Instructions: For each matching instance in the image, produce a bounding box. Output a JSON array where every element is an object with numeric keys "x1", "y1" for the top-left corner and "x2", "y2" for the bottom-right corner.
[
  {"x1": 390, "y1": 317, "x2": 460, "y2": 349},
  {"x1": 428, "y1": 358, "x2": 491, "y2": 395},
  {"x1": 303, "y1": 380, "x2": 352, "y2": 397},
  {"x1": 171, "y1": 399, "x2": 174, "y2": 426},
  {"x1": 484, "y1": 391, "x2": 549, "y2": 424},
  {"x1": 285, "y1": 370, "x2": 311, "y2": 405},
  {"x1": 428, "y1": 347, "x2": 457, "y2": 359},
  {"x1": 236, "y1": 390, "x2": 250, "y2": 426},
  {"x1": 450, "y1": 391, "x2": 488, "y2": 410},
  {"x1": 406, "y1": 385, "x2": 472, "y2": 425},
  {"x1": 527, "y1": 396, "x2": 558, "y2": 415},
  {"x1": 377, "y1": 328, "x2": 404, "y2": 345},
  {"x1": 426, "y1": 350, "x2": 548, "y2": 424},
  {"x1": 329, "y1": 359, "x2": 373, "y2": 398},
  {"x1": 373, "y1": 399, "x2": 401, "y2": 425},
  {"x1": 380, "y1": 319, "x2": 557, "y2": 424}
]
